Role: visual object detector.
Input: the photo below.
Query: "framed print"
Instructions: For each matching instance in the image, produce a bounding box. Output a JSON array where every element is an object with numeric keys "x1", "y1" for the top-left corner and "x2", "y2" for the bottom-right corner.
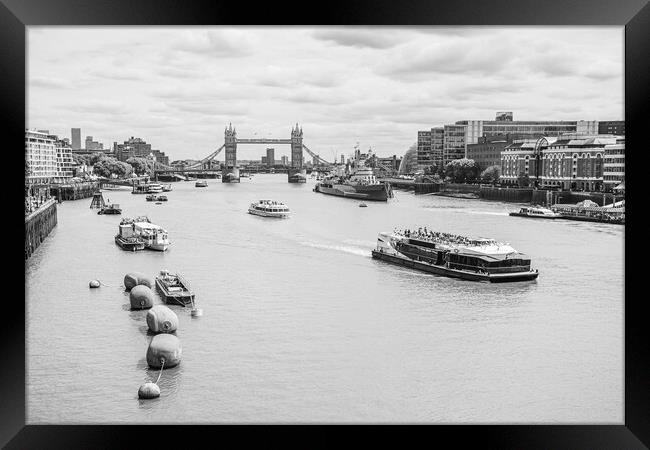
[{"x1": 5, "y1": 0, "x2": 649, "y2": 447}]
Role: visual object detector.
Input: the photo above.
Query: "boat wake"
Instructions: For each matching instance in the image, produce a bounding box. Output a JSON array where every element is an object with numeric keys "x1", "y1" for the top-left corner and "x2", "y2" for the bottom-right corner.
[{"x1": 300, "y1": 241, "x2": 370, "y2": 258}]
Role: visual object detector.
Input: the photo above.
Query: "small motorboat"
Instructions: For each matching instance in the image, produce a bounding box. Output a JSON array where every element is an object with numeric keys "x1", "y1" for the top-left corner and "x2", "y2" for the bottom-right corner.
[
  {"x1": 162, "y1": 184, "x2": 172, "y2": 192},
  {"x1": 359, "y1": 203, "x2": 368, "y2": 208},
  {"x1": 157, "y1": 195, "x2": 168, "y2": 201},
  {"x1": 155, "y1": 202, "x2": 162, "y2": 205},
  {"x1": 98, "y1": 203, "x2": 122, "y2": 214},
  {"x1": 146, "y1": 194, "x2": 157, "y2": 201},
  {"x1": 195, "y1": 180, "x2": 208, "y2": 187},
  {"x1": 155, "y1": 270, "x2": 196, "y2": 307}
]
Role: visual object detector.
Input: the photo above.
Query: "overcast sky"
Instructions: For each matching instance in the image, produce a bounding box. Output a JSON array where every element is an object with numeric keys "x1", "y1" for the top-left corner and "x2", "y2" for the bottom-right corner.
[{"x1": 27, "y1": 26, "x2": 623, "y2": 161}]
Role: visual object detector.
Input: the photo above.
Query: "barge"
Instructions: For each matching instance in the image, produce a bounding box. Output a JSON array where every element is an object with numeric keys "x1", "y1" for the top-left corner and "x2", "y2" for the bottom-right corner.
[
  {"x1": 155, "y1": 270, "x2": 195, "y2": 306},
  {"x1": 371, "y1": 229, "x2": 539, "y2": 282}
]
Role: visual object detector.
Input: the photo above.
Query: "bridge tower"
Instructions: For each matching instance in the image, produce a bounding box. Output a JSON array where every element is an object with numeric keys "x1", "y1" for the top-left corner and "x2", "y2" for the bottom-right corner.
[
  {"x1": 223, "y1": 123, "x2": 240, "y2": 182},
  {"x1": 288, "y1": 123, "x2": 306, "y2": 183},
  {"x1": 290, "y1": 123, "x2": 303, "y2": 168}
]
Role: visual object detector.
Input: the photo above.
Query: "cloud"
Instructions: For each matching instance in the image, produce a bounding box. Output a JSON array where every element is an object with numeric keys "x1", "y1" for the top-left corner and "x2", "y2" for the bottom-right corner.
[
  {"x1": 312, "y1": 29, "x2": 408, "y2": 49},
  {"x1": 171, "y1": 29, "x2": 256, "y2": 57},
  {"x1": 87, "y1": 68, "x2": 147, "y2": 81},
  {"x1": 29, "y1": 76, "x2": 72, "y2": 89}
]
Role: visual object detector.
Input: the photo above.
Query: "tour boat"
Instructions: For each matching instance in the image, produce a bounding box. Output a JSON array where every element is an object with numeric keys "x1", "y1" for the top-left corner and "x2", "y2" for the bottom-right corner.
[
  {"x1": 147, "y1": 183, "x2": 164, "y2": 193},
  {"x1": 155, "y1": 270, "x2": 196, "y2": 307},
  {"x1": 509, "y1": 206, "x2": 561, "y2": 219},
  {"x1": 114, "y1": 221, "x2": 145, "y2": 251},
  {"x1": 248, "y1": 199, "x2": 291, "y2": 218},
  {"x1": 371, "y1": 229, "x2": 539, "y2": 283},
  {"x1": 98, "y1": 203, "x2": 122, "y2": 215},
  {"x1": 121, "y1": 216, "x2": 170, "y2": 251},
  {"x1": 288, "y1": 169, "x2": 307, "y2": 183},
  {"x1": 195, "y1": 180, "x2": 208, "y2": 187}
]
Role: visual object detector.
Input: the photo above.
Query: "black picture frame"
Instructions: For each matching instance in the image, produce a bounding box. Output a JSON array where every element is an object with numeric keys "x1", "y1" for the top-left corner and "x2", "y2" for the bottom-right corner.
[{"x1": 6, "y1": 0, "x2": 648, "y2": 448}]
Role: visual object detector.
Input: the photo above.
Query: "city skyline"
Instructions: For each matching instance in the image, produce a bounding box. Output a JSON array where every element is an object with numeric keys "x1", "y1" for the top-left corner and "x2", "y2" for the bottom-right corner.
[{"x1": 28, "y1": 26, "x2": 623, "y2": 161}]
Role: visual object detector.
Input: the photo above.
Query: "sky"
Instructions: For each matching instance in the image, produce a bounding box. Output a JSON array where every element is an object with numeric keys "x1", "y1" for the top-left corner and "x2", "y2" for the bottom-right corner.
[{"x1": 27, "y1": 26, "x2": 624, "y2": 162}]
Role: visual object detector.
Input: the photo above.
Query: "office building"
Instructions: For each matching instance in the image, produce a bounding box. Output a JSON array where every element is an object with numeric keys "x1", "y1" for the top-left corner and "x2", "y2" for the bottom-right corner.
[
  {"x1": 466, "y1": 135, "x2": 510, "y2": 171},
  {"x1": 281, "y1": 155, "x2": 289, "y2": 166},
  {"x1": 115, "y1": 137, "x2": 152, "y2": 161},
  {"x1": 85, "y1": 136, "x2": 104, "y2": 151},
  {"x1": 266, "y1": 148, "x2": 275, "y2": 167},
  {"x1": 598, "y1": 121, "x2": 625, "y2": 136},
  {"x1": 71, "y1": 128, "x2": 81, "y2": 150},
  {"x1": 25, "y1": 130, "x2": 57, "y2": 184},
  {"x1": 603, "y1": 137, "x2": 625, "y2": 191}
]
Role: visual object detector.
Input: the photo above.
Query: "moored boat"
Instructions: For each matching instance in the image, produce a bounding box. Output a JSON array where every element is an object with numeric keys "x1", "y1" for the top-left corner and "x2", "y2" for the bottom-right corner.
[
  {"x1": 509, "y1": 206, "x2": 561, "y2": 219},
  {"x1": 155, "y1": 270, "x2": 196, "y2": 307},
  {"x1": 147, "y1": 183, "x2": 163, "y2": 193},
  {"x1": 371, "y1": 228, "x2": 539, "y2": 283},
  {"x1": 98, "y1": 203, "x2": 122, "y2": 215},
  {"x1": 161, "y1": 184, "x2": 172, "y2": 192},
  {"x1": 146, "y1": 194, "x2": 157, "y2": 201},
  {"x1": 115, "y1": 220, "x2": 145, "y2": 251},
  {"x1": 313, "y1": 158, "x2": 391, "y2": 201},
  {"x1": 122, "y1": 216, "x2": 170, "y2": 251},
  {"x1": 248, "y1": 199, "x2": 290, "y2": 218},
  {"x1": 195, "y1": 180, "x2": 208, "y2": 187}
]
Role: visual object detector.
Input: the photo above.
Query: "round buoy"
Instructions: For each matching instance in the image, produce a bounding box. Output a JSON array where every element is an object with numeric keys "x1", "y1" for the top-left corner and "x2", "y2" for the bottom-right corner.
[
  {"x1": 146, "y1": 305, "x2": 178, "y2": 333},
  {"x1": 129, "y1": 285, "x2": 154, "y2": 310},
  {"x1": 146, "y1": 334, "x2": 182, "y2": 369},
  {"x1": 191, "y1": 308, "x2": 203, "y2": 317},
  {"x1": 89, "y1": 280, "x2": 100, "y2": 288},
  {"x1": 138, "y1": 382, "x2": 160, "y2": 399},
  {"x1": 124, "y1": 272, "x2": 153, "y2": 291}
]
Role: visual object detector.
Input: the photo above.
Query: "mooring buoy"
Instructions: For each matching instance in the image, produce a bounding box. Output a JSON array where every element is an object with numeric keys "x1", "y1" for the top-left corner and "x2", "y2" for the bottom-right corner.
[{"x1": 138, "y1": 381, "x2": 160, "y2": 399}]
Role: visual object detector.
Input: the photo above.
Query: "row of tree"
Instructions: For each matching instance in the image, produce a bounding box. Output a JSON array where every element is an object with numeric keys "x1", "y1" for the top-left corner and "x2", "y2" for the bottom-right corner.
[{"x1": 71, "y1": 154, "x2": 166, "y2": 178}]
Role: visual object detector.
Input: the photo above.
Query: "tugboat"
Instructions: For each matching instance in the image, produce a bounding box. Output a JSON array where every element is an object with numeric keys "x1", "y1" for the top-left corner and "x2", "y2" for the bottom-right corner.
[
  {"x1": 122, "y1": 216, "x2": 170, "y2": 251},
  {"x1": 371, "y1": 228, "x2": 539, "y2": 282},
  {"x1": 195, "y1": 180, "x2": 208, "y2": 187},
  {"x1": 248, "y1": 199, "x2": 291, "y2": 218},
  {"x1": 509, "y1": 206, "x2": 561, "y2": 219},
  {"x1": 155, "y1": 270, "x2": 196, "y2": 306},
  {"x1": 115, "y1": 219, "x2": 145, "y2": 251},
  {"x1": 98, "y1": 203, "x2": 122, "y2": 215}
]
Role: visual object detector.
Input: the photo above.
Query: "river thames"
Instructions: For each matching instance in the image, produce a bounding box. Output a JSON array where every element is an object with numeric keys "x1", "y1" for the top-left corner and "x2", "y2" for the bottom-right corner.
[{"x1": 26, "y1": 174, "x2": 624, "y2": 424}]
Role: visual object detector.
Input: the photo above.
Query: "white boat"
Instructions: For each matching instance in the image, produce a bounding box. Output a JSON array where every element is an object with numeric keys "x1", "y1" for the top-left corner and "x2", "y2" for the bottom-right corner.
[
  {"x1": 124, "y1": 216, "x2": 170, "y2": 251},
  {"x1": 248, "y1": 199, "x2": 290, "y2": 218},
  {"x1": 162, "y1": 184, "x2": 172, "y2": 192},
  {"x1": 509, "y1": 206, "x2": 562, "y2": 219},
  {"x1": 147, "y1": 183, "x2": 163, "y2": 193},
  {"x1": 195, "y1": 180, "x2": 208, "y2": 187}
]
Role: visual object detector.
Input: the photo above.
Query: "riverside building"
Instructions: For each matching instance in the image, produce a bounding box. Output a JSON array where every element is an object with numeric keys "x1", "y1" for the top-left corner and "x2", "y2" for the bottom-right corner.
[
  {"x1": 417, "y1": 112, "x2": 602, "y2": 168},
  {"x1": 500, "y1": 134, "x2": 621, "y2": 191},
  {"x1": 25, "y1": 130, "x2": 57, "y2": 185},
  {"x1": 466, "y1": 135, "x2": 509, "y2": 171},
  {"x1": 603, "y1": 137, "x2": 625, "y2": 192}
]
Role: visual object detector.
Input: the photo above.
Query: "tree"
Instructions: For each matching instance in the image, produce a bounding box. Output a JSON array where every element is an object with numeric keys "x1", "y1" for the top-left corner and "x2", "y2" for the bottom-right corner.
[
  {"x1": 444, "y1": 158, "x2": 480, "y2": 183},
  {"x1": 480, "y1": 165, "x2": 501, "y2": 184},
  {"x1": 93, "y1": 156, "x2": 133, "y2": 178},
  {"x1": 126, "y1": 157, "x2": 154, "y2": 175},
  {"x1": 517, "y1": 172, "x2": 530, "y2": 187}
]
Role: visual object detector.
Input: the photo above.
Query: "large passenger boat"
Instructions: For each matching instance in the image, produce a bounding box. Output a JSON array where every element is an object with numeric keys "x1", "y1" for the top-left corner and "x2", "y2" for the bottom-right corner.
[
  {"x1": 371, "y1": 229, "x2": 539, "y2": 282},
  {"x1": 147, "y1": 183, "x2": 164, "y2": 193},
  {"x1": 248, "y1": 199, "x2": 290, "y2": 218},
  {"x1": 509, "y1": 206, "x2": 561, "y2": 219},
  {"x1": 121, "y1": 216, "x2": 170, "y2": 251},
  {"x1": 313, "y1": 161, "x2": 391, "y2": 201}
]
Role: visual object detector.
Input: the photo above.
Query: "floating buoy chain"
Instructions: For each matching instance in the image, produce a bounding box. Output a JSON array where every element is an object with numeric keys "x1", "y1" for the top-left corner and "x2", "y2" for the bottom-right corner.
[{"x1": 155, "y1": 358, "x2": 165, "y2": 384}]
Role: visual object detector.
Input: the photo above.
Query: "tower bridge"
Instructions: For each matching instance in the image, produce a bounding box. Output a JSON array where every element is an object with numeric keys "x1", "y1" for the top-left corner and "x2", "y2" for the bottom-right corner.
[{"x1": 154, "y1": 123, "x2": 334, "y2": 183}]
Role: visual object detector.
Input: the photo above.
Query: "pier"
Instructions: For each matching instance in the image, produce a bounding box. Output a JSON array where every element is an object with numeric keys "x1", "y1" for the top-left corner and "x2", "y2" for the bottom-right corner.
[{"x1": 25, "y1": 197, "x2": 57, "y2": 260}]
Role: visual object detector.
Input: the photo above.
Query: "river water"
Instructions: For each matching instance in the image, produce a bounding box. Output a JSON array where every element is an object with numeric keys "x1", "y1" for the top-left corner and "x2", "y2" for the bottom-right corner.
[{"x1": 26, "y1": 174, "x2": 624, "y2": 423}]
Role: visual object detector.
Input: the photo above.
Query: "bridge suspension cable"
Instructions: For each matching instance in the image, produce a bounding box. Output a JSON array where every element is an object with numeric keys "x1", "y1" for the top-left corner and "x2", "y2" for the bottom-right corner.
[
  {"x1": 301, "y1": 144, "x2": 333, "y2": 167},
  {"x1": 185, "y1": 144, "x2": 225, "y2": 169}
]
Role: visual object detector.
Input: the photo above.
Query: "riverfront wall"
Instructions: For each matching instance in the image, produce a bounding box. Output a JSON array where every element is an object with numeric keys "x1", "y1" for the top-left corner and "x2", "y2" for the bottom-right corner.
[
  {"x1": 50, "y1": 182, "x2": 100, "y2": 201},
  {"x1": 25, "y1": 198, "x2": 57, "y2": 260}
]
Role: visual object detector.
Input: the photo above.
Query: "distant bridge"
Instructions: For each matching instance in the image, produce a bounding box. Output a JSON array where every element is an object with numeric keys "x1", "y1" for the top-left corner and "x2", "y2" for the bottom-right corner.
[{"x1": 154, "y1": 123, "x2": 335, "y2": 176}]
